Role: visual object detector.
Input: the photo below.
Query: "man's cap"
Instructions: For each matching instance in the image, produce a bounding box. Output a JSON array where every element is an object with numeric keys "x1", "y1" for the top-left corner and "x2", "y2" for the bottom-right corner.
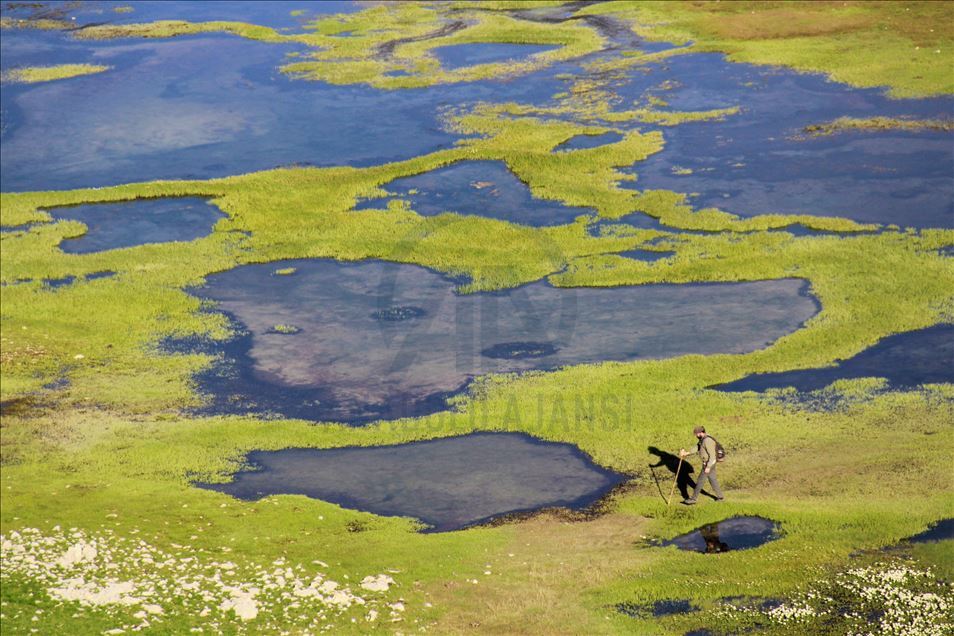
[{"x1": 693, "y1": 425, "x2": 706, "y2": 434}]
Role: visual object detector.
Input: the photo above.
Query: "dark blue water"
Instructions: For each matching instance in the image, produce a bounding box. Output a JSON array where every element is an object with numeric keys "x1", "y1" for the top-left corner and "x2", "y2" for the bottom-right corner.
[
  {"x1": 355, "y1": 160, "x2": 594, "y2": 226},
  {"x1": 0, "y1": 1, "x2": 360, "y2": 30},
  {"x1": 123, "y1": 1, "x2": 363, "y2": 26},
  {"x1": 715, "y1": 324, "x2": 954, "y2": 393},
  {"x1": 904, "y1": 518, "x2": 954, "y2": 544},
  {"x1": 589, "y1": 212, "x2": 674, "y2": 235},
  {"x1": 3, "y1": 270, "x2": 116, "y2": 289},
  {"x1": 48, "y1": 197, "x2": 225, "y2": 253},
  {"x1": 196, "y1": 432, "x2": 626, "y2": 532},
  {"x1": 617, "y1": 599, "x2": 699, "y2": 618},
  {"x1": 434, "y1": 43, "x2": 559, "y2": 70},
  {"x1": 617, "y1": 249, "x2": 675, "y2": 262},
  {"x1": 3, "y1": 4, "x2": 951, "y2": 238},
  {"x1": 617, "y1": 53, "x2": 954, "y2": 229},
  {"x1": 175, "y1": 259, "x2": 818, "y2": 423},
  {"x1": 0, "y1": 223, "x2": 46, "y2": 234},
  {"x1": 0, "y1": 26, "x2": 565, "y2": 192},
  {"x1": 86, "y1": 270, "x2": 117, "y2": 281},
  {"x1": 661, "y1": 516, "x2": 781, "y2": 553},
  {"x1": 554, "y1": 131, "x2": 624, "y2": 151},
  {"x1": 43, "y1": 274, "x2": 75, "y2": 288}
]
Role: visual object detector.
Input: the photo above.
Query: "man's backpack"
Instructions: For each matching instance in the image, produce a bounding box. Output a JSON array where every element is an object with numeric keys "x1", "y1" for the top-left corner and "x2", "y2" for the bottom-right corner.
[{"x1": 699, "y1": 436, "x2": 727, "y2": 462}]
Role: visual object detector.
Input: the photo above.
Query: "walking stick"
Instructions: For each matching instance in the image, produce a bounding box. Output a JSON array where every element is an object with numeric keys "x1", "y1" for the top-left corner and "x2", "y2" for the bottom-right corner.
[{"x1": 667, "y1": 455, "x2": 684, "y2": 507}]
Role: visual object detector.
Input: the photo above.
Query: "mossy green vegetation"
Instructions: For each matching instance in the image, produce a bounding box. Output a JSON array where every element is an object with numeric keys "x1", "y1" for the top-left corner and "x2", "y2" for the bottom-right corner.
[
  {"x1": 1, "y1": 64, "x2": 111, "y2": 84},
  {"x1": 579, "y1": 0, "x2": 954, "y2": 97},
  {"x1": 2, "y1": 2, "x2": 953, "y2": 634},
  {"x1": 269, "y1": 324, "x2": 301, "y2": 334},
  {"x1": 286, "y1": 7, "x2": 605, "y2": 89}
]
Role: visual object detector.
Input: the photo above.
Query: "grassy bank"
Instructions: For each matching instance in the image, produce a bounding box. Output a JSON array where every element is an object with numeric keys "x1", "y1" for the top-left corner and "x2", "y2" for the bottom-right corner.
[
  {"x1": 1, "y1": 64, "x2": 110, "y2": 84},
  {"x1": 580, "y1": 1, "x2": 954, "y2": 97}
]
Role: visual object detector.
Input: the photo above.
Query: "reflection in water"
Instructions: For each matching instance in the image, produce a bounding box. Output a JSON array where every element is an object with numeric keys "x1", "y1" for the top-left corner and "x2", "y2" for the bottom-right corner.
[
  {"x1": 178, "y1": 259, "x2": 819, "y2": 423},
  {"x1": 715, "y1": 324, "x2": 954, "y2": 393},
  {"x1": 196, "y1": 432, "x2": 626, "y2": 532},
  {"x1": 355, "y1": 160, "x2": 593, "y2": 226},
  {"x1": 700, "y1": 523, "x2": 731, "y2": 553},
  {"x1": 662, "y1": 516, "x2": 781, "y2": 553},
  {"x1": 48, "y1": 197, "x2": 225, "y2": 253}
]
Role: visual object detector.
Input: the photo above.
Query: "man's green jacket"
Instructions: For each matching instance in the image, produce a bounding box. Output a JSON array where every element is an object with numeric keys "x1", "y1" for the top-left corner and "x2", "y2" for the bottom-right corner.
[{"x1": 697, "y1": 435, "x2": 718, "y2": 470}]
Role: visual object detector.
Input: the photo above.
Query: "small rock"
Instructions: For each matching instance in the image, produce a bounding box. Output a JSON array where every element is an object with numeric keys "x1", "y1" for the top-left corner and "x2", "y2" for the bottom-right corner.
[{"x1": 360, "y1": 574, "x2": 394, "y2": 592}]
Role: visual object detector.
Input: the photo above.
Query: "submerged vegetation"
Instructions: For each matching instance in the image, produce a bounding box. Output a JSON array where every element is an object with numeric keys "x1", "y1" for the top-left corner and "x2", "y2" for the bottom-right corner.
[
  {"x1": 802, "y1": 115, "x2": 954, "y2": 137},
  {"x1": 1, "y1": 63, "x2": 110, "y2": 84},
  {"x1": 1, "y1": 1, "x2": 952, "y2": 634}
]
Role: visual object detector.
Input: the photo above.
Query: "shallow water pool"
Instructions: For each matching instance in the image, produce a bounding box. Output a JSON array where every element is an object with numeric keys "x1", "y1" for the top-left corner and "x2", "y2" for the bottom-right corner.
[
  {"x1": 715, "y1": 324, "x2": 954, "y2": 393},
  {"x1": 661, "y1": 516, "x2": 781, "y2": 553},
  {"x1": 48, "y1": 197, "x2": 225, "y2": 253},
  {"x1": 177, "y1": 258, "x2": 820, "y2": 423},
  {"x1": 355, "y1": 160, "x2": 593, "y2": 226},
  {"x1": 197, "y1": 432, "x2": 625, "y2": 532}
]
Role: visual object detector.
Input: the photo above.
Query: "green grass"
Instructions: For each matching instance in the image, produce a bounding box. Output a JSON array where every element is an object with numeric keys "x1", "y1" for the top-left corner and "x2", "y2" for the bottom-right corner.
[
  {"x1": 579, "y1": 1, "x2": 954, "y2": 98},
  {"x1": 1, "y1": 64, "x2": 111, "y2": 84},
  {"x1": 74, "y1": 19, "x2": 297, "y2": 43},
  {"x1": 2, "y1": 3, "x2": 953, "y2": 633}
]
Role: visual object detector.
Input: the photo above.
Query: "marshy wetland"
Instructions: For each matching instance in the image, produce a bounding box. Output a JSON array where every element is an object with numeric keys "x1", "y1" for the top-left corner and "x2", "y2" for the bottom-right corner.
[{"x1": 1, "y1": 1, "x2": 952, "y2": 635}]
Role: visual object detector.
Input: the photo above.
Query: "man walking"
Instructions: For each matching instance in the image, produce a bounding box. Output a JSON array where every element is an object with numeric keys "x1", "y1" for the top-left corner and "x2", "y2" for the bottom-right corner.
[{"x1": 679, "y1": 425, "x2": 724, "y2": 505}]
